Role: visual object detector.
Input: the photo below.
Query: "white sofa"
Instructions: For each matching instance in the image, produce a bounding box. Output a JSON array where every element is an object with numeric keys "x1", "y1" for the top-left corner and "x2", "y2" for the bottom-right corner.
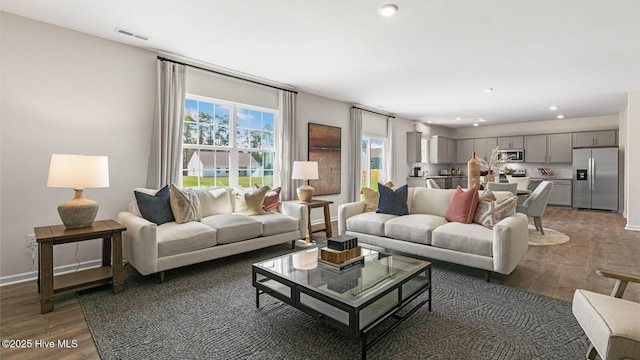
[
  {"x1": 117, "y1": 187, "x2": 307, "y2": 282},
  {"x1": 338, "y1": 187, "x2": 529, "y2": 281}
]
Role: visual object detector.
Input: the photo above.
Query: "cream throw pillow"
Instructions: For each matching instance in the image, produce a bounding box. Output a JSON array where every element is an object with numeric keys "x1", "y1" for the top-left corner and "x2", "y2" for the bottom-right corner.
[
  {"x1": 474, "y1": 188, "x2": 517, "y2": 229},
  {"x1": 234, "y1": 186, "x2": 269, "y2": 216},
  {"x1": 170, "y1": 184, "x2": 202, "y2": 224},
  {"x1": 193, "y1": 188, "x2": 233, "y2": 217}
]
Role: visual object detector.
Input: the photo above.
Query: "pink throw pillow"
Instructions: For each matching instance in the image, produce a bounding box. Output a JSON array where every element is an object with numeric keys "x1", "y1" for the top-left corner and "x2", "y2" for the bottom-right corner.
[
  {"x1": 254, "y1": 184, "x2": 281, "y2": 212},
  {"x1": 445, "y1": 186, "x2": 480, "y2": 224}
]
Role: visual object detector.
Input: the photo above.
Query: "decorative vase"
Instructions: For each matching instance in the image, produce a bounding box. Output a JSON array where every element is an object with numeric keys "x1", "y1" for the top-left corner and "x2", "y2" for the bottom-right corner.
[
  {"x1": 467, "y1": 152, "x2": 480, "y2": 190},
  {"x1": 485, "y1": 170, "x2": 495, "y2": 183}
]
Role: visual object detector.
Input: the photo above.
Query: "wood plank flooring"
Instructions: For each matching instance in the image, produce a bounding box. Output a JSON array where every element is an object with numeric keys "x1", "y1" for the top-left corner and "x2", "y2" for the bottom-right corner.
[{"x1": 1, "y1": 206, "x2": 639, "y2": 359}]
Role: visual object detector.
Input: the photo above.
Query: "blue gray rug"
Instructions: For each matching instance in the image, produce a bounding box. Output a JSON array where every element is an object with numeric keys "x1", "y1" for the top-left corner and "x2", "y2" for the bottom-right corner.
[{"x1": 78, "y1": 245, "x2": 589, "y2": 359}]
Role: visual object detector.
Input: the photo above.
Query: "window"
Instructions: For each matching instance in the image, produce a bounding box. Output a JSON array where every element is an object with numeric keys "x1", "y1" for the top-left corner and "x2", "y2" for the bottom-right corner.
[
  {"x1": 182, "y1": 95, "x2": 277, "y2": 188},
  {"x1": 361, "y1": 136, "x2": 387, "y2": 192}
]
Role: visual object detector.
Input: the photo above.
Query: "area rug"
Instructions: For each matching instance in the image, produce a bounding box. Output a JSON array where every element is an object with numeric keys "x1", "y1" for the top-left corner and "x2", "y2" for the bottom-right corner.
[
  {"x1": 78, "y1": 245, "x2": 588, "y2": 360},
  {"x1": 528, "y1": 224, "x2": 570, "y2": 246}
]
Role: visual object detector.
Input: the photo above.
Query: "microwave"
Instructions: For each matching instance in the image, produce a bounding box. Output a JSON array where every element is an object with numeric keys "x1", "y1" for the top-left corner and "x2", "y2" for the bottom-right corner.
[{"x1": 498, "y1": 149, "x2": 525, "y2": 163}]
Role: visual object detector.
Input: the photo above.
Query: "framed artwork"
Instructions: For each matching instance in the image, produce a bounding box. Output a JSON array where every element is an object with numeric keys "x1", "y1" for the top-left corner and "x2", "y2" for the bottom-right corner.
[{"x1": 308, "y1": 123, "x2": 341, "y2": 195}]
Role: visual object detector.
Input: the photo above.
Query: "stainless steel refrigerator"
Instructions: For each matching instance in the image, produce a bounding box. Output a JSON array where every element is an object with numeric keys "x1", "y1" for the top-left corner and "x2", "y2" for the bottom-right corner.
[{"x1": 572, "y1": 147, "x2": 618, "y2": 211}]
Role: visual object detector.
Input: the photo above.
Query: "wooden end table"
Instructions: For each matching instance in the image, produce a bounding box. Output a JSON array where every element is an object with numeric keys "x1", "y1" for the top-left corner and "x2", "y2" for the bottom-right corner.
[
  {"x1": 35, "y1": 219, "x2": 126, "y2": 314},
  {"x1": 287, "y1": 199, "x2": 333, "y2": 242}
]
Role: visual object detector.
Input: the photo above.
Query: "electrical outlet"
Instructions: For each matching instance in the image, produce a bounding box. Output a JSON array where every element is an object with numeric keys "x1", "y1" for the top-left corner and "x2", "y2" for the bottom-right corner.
[{"x1": 26, "y1": 234, "x2": 37, "y2": 248}]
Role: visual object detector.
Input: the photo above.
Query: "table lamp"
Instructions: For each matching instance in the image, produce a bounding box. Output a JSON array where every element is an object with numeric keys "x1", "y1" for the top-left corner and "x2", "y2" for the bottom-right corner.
[
  {"x1": 47, "y1": 154, "x2": 110, "y2": 229},
  {"x1": 292, "y1": 161, "x2": 318, "y2": 202}
]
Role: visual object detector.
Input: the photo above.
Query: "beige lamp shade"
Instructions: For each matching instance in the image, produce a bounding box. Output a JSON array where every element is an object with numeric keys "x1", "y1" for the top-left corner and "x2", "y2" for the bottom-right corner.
[
  {"x1": 292, "y1": 161, "x2": 318, "y2": 202},
  {"x1": 47, "y1": 154, "x2": 110, "y2": 188},
  {"x1": 47, "y1": 154, "x2": 110, "y2": 229}
]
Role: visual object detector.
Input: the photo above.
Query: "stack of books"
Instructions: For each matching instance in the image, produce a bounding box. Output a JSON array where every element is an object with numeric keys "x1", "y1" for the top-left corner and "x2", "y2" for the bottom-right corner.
[{"x1": 319, "y1": 235, "x2": 363, "y2": 270}]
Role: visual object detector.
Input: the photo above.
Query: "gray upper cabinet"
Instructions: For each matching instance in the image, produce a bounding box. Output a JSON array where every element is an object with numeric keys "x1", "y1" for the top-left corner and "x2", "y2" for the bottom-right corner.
[
  {"x1": 572, "y1": 130, "x2": 616, "y2": 148},
  {"x1": 473, "y1": 137, "x2": 497, "y2": 163},
  {"x1": 547, "y1": 133, "x2": 572, "y2": 163},
  {"x1": 406, "y1": 132, "x2": 422, "y2": 163},
  {"x1": 497, "y1": 136, "x2": 524, "y2": 149},
  {"x1": 429, "y1": 136, "x2": 455, "y2": 164},
  {"x1": 524, "y1": 133, "x2": 572, "y2": 163},
  {"x1": 456, "y1": 139, "x2": 474, "y2": 164}
]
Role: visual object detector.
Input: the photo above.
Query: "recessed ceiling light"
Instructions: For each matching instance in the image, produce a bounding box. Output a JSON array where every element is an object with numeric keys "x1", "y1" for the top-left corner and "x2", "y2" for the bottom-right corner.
[
  {"x1": 482, "y1": 88, "x2": 494, "y2": 93},
  {"x1": 549, "y1": 105, "x2": 559, "y2": 111},
  {"x1": 557, "y1": 114, "x2": 565, "y2": 119},
  {"x1": 426, "y1": 120, "x2": 433, "y2": 124},
  {"x1": 478, "y1": 118, "x2": 487, "y2": 122},
  {"x1": 473, "y1": 123, "x2": 479, "y2": 127},
  {"x1": 456, "y1": 117, "x2": 462, "y2": 120},
  {"x1": 378, "y1": 4, "x2": 398, "y2": 16}
]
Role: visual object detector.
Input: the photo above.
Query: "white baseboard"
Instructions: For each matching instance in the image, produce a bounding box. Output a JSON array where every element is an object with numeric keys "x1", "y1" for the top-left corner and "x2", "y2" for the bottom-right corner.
[
  {"x1": 0, "y1": 259, "x2": 103, "y2": 287},
  {"x1": 624, "y1": 224, "x2": 640, "y2": 232}
]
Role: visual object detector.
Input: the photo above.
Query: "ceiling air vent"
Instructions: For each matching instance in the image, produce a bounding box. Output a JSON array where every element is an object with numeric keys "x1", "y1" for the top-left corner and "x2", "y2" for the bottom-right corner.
[{"x1": 114, "y1": 27, "x2": 150, "y2": 41}]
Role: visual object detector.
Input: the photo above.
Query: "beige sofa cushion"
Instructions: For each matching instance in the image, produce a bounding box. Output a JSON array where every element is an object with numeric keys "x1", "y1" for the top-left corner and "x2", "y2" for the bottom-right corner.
[
  {"x1": 201, "y1": 214, "x2": 262, "y2": 245},
  {"x1": 253, "y1": 213, "x2": 300, "y2": 236},
  {"x1": 431, "y1": 222, "x2": 494, "y2": 257},
  {"x1": 346, "y1": 212, "x2": 397, "y2": 237},
  {"x1": 157, "y1": 221, "x2": 217, "y2": 258},
  {"x1": 170, "y1": 184, "x2": 202, "y2": 224},
  {"x1": 384, "y1": 214, "x2": 448, "y2": 245},
  {"x1": 411, "y1": 188, "x2": 455, "y2": 217}
]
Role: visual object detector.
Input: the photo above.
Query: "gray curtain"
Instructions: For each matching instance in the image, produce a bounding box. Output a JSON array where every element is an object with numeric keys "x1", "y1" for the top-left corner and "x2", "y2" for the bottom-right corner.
[
  {"x1": 386, "y1": 117, "x2": 395, "y2": 185},
  {"x1": 278, "y1": 90, "x2": 297, "y2": 200},
  {"x1": 146, "y1": 60, "x2": 186, "y2": 188},
  {"x1": 349, "y1": 108, "x2": 363, "y2": 202}
]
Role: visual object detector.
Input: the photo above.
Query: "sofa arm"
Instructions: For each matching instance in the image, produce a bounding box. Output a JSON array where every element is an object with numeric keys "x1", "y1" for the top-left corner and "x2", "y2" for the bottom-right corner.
[
  {"x1": 116, "y1": 211, "x2": 159, "y2": 276},
  {"x1": 279, "y1": 202, "x2": 308, "y2": 239},
  {"x1": 491, "y1": 213, "x2": 529, "y2": 275},
  {"x1": 337, "y1": 202, "x2": 366, "y2": 235}
]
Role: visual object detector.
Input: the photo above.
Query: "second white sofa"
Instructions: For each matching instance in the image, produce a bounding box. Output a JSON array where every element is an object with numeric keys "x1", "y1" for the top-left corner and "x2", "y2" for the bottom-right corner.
[{"x1": 338, "y1": 187, "x2": 529, "y2": 281}]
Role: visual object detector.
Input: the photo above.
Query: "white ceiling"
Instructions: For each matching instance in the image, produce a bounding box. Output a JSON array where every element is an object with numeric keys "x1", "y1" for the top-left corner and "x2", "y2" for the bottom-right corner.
[{"x1": 2, "y1": 0, "x2": 639, "y2": 128}]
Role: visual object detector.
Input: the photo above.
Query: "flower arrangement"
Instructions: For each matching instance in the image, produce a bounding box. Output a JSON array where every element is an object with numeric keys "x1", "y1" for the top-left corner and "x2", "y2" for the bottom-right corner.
[{"x1": 478, "y1": 146, "x2": 505, "y2": 172}]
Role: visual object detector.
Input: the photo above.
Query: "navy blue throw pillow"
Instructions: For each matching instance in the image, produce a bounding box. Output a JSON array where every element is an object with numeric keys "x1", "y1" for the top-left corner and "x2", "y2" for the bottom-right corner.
[
  {"x1": 134, "y1": 185, "x2": 175, "y2": 225},
  {"x1": 376, "y1": 183, "x2": 409, "y2": 216}
]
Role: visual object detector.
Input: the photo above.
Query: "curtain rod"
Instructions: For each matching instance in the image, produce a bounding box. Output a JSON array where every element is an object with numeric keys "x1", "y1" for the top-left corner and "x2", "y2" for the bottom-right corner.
[
  {"x1": 352, "y1": 106, "x2": 396, "y2": 118},
  {"x1": 157, "y1": 56, "x2": 297, "y2": 94}
]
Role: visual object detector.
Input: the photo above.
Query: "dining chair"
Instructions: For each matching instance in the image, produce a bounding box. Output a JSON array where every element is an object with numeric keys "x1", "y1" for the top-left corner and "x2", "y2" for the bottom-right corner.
[
  {"x1": 516, "y1": 180, "x2": 553, "y2": 234},
  {"x1": 487, "y1": 182, "x2": 517, "y2": 196},
  {"x1": 426, "y1": 179, "x2": 440, "y2": 189}
]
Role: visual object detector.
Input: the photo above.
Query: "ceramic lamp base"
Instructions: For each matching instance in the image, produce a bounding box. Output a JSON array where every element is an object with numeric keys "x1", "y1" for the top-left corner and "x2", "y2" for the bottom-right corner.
[
  {"x1": 297, "y1": 183, "x2": 314, "y2": 202},
  {"x1": 58, "y1": 189, "x2": 99, "y2": 229}
]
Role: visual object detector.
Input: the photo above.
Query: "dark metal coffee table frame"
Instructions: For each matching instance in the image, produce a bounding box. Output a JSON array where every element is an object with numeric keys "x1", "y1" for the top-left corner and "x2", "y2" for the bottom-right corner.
[{"x1": 252, "y1": 253, "x2": 431, "y2": 359}]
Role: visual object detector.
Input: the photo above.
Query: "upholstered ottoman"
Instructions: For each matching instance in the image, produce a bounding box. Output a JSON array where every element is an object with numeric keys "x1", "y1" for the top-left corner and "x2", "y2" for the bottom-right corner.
[{"x1": 572, "y1": 289, "x2": 640, "y2": 359}]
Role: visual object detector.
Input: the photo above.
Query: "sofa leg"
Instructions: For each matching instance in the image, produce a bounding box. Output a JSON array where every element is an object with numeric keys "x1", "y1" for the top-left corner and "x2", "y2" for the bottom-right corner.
[
  {"x1": 586, "y1": 343, "x2": 597, "y2": 360},
  {"x1": 158, "y1": 271, "x2": 165, "y2": 283},
  {"x1": 485, "y1": 271, "x2": 492, "y2": 282},
  {"x1": 291, "y1": 240, "x2": 295, "y2": 249}
]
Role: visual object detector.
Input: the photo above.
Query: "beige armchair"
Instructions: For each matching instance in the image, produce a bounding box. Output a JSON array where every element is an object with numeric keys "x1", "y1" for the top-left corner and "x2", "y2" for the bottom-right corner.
[{"x1": 572, "y1": 269, "x2": 640, "y2": 360}]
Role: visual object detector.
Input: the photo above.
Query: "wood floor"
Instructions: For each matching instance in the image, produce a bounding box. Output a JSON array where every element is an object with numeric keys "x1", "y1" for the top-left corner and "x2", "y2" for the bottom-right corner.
[{"x1": 1, "y1": 206, "x2": 639, "y2": 359}]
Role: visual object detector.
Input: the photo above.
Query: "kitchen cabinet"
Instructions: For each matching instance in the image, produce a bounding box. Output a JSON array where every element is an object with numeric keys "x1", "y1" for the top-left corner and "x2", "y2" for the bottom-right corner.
[
  {"x1": 572, "y1": 130, "x2": 616, "y2": 148},
  {"x1": 547, "y1": 179, "x2": 572, "y2": 206},
  {"x1": 524, "y1": 133, "x2": 572, "y2": 163},
  {"x1": 429, "y1": 136, "x2": 456, "y2": 164},
  {"x1": 406, "y1": 132, "x2": 422, "y2": 163},
  {"x1": 456, "y1": 139, "x2": 473, "y2": 164},
  {"x1": 473, "y1": 137, "x2": 497, "y2": 163},
  {"x1": 497, "y1": 136, "x2": 524, "y2": 150},
  {"x1": 407, "y1": 177, "x2": 426, "y2": 188}
]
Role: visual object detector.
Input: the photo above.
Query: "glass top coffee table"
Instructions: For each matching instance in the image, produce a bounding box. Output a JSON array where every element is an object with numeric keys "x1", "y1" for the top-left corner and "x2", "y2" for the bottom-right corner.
[{"x1": 252, "y1": 247, "x2": 431, "y2": 359}]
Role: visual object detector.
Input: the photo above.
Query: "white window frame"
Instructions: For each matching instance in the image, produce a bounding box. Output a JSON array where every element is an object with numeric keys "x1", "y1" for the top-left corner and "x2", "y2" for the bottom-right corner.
[{"x1": 182, "y1": 94, "x2": 279, "y2": 189}]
